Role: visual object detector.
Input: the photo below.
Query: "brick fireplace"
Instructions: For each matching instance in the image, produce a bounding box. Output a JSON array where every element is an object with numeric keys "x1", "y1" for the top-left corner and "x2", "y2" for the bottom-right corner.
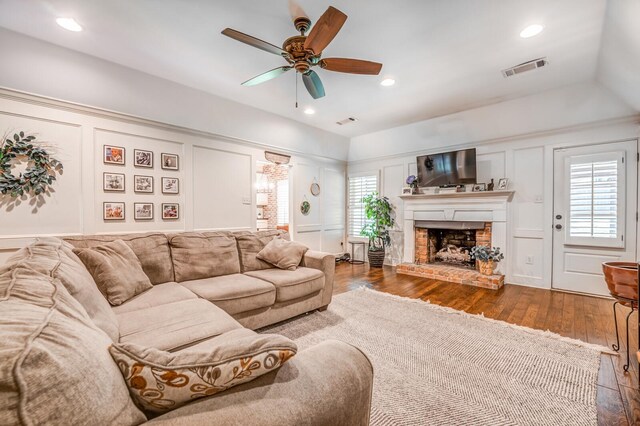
[
  {"x1": 415, "y1": 222, "x2": 492, "y2": 266},
  {"x1": 397, "y1": 191, "x2": 514, "y2": 290}
]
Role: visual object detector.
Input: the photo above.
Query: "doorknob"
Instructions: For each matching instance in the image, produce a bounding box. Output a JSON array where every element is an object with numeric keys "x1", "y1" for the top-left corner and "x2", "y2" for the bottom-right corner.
[
  {"x1": 555, "y1": 214, "x2": 562, "y2": 220},
  {"x1": 555, "y1": 224, "x2": 562, "y2": 230}
]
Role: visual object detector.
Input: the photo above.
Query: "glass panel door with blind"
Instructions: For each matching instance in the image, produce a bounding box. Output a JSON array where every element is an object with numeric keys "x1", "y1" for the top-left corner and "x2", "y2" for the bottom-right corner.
[
  {"x1": 348, "y1": 174, "x2": 378, "y2": 238},
  {"x1": 552, "y1": 141, "x2": 637, "y2": 296}
]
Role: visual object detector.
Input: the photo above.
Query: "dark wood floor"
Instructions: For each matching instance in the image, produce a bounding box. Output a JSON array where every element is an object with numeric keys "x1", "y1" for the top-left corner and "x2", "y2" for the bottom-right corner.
[{"x1": 333, "y1": 262, "x2": 640, "y2": 426}]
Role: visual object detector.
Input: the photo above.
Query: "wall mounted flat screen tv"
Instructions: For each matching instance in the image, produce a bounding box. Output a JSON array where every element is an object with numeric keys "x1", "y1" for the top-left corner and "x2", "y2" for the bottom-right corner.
[{"x1": 417, "y1": 148, "x2": 476, "y2": 187}]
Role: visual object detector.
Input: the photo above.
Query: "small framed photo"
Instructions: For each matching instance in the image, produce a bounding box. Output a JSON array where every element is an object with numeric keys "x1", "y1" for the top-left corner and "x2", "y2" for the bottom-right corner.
[
  {"x1": 162, "y1": 203, "x2": 179, "y2": 220},
  {"x1": 103, "y1": 145, "x2": 125, "y2": 165},
  {"x1": 134, "y1": 203, "x2": 154, "y2": 220},
  {"x1": 162, "y1": 177, "x2": 179, "y2": 194},
  {"x1": 103, "y1": 172, "x2": 125, "y2": 192},
  {"x1": 134, "y1": 175, "x2": 154, "y2": 193},
  {"x1": 134, "y1": 149, "x2": 153, "y2": 168},
  {"x1": 402, "y1": 187, "x2": 413, "y2": 195},
  {"x1": 497, "y1": 178, "x2": 509, "y2": 190},
  {"x1": 161, "y1": 153, "x2": 179, "y2": 170},
  {"x1": 472, "y1": 183, "x2": 486, "y2": 192},
  {"x1": 103, "y1": 202, "x2": 125, "y2": 220}
]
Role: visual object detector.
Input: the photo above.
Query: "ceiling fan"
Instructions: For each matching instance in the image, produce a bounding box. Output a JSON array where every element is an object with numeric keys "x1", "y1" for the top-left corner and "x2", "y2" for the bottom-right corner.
[{"x1": 221, "y1": 6, "x2": 383, "y2": 100}]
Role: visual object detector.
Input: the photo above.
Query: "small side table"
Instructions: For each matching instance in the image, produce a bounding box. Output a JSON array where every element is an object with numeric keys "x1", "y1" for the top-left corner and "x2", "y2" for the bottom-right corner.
[{"x1": 347, "y1": 241, "x2": 366, "y2": 264}]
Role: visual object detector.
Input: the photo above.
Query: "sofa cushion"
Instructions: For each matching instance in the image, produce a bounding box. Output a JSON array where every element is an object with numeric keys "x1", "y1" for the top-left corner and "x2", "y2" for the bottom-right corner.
[
  {"x1": 234, "y1": 230, "x2": 289, "y2": 272},
  {"x1": 257, "y1": 238, "x2": 308, "y2": 271},
  {"x1": 146, "y1": 340, "x2": 373, "y2": 426},
  {"x1": 64, "y1": 233, "x2": 174, "y2": 285},
  {"x1": 5, "y1": 237, "x2": 120, "y2": 342},
  {"x1": 116, "y1": 299, "x2": 243, "y2": 351},
  {"x1": 244, "y1": 267, "x2": 325, "y2": 302},
  {"x1": 0, "y1": 265, "x2": 146, "y2": 425},
  {"x1": 180, "y1": 274, "x2": 276, "y2": 315},
  {"x1": 112, "y1": 282, "x2": 198, "y2": 315},
  {"x1": 109, "y1": 331, "x2": 296, "y2": 414},
  {"x1": 74, "y1": 240, "x2": 153, "y2": 306},
  {"x1": 168, "y1": 232, "x2": 241, "y2": 282}
]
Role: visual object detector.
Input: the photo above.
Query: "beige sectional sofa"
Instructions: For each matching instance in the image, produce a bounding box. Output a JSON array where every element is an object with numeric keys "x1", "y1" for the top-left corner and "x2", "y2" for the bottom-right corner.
[{"x1": 0, "y1": 230, "x2": 373, "y2": 425}]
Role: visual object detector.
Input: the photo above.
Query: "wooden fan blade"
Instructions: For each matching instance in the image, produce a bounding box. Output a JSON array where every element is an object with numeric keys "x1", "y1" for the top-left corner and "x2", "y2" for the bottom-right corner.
[
  {"x1": 302, "y1": 70, "x2": 325, "y2": 99},
  {"x1": 303, "y1": 6, "x2": 347, "y2": 54},
  {"x1": 222, "y1": 28, "x2": 287, "y2": 56},
  {"x1": 242, "y1": 66, "x2": 292, "y2": 86},
  {"x1": 321, "y1": 58, "x2": 382, "y2": 75}
]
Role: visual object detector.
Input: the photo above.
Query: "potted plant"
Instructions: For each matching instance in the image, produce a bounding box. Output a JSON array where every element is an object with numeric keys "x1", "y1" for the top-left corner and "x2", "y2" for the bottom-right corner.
[
  {"x1": 406, "y1": 175, "x2": 419, "y2": 194},
  {"x1": 470, "y1": 246, "x2": 504, "y2": 276},
  {"x1": 360, "y1": 192, "x2": 395, "y2": 267}
]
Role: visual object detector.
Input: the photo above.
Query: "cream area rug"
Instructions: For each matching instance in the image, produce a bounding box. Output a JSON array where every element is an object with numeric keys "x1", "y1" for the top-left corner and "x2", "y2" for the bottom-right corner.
[{"x1": 262, "y1": 288, "x2": 609, "y2": 426}]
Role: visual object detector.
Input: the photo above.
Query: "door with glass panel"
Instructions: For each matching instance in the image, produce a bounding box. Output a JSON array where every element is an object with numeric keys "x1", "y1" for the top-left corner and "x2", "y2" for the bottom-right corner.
[{"x1": 552, "y1": 141, "x2": 637, "y2": 295}]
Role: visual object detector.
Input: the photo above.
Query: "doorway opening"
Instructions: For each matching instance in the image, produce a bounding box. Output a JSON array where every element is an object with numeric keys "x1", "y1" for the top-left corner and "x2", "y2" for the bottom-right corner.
[{"x1": 256, "y1": 161, "x2": 290, "y2": 232}]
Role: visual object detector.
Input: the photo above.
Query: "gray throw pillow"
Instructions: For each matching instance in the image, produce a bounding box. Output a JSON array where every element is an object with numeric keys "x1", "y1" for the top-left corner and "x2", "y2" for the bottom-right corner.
[
  {"x1": 257, "y1": 238, "x2": 309, "y2": 271},
  {"x1": 74, "y1": 239, "x2": 153, "y2": 306}
]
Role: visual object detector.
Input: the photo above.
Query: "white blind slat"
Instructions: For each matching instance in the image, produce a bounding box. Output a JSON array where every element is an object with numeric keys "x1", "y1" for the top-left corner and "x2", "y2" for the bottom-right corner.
[
  {"x1": 569, "y1": 159, "x2": 618, "y2": 238},
  {"x1": 276, "y1": 180, "x2": 289, "y2": 226},
  {"x1": 348, "y1": 175, "x2": 377, "y2": 237}
]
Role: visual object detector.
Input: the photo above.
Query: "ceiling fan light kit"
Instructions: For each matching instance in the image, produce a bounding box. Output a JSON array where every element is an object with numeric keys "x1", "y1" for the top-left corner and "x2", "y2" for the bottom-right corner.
[{"x1": 222, "y1": 6, "x2": 382, "y2": 101}]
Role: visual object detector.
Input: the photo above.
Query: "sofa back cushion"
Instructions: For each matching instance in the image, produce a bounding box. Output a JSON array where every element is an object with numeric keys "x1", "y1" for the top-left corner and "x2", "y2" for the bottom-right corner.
[
  {"x1": 168, "y1": 232, "x2": 241, "y2": 282},
  {"x1": 73, "y1": 240, "x2": 153, "y2": 306},
  {"x1": 234, "y1": 230, "x2": 290, "y2": 272},
  {"x1": 0, "y1": 262, "x2": 146, "y2": 425},
  {"x1": 5, "y1": 237, "x2": 120, "y2": 342},
  {"x1": 64, "y1": 232, "x2": 174, "y2": 284}
]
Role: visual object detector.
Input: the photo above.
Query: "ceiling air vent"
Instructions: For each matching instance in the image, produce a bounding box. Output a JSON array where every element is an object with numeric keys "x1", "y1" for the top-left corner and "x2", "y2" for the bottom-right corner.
[
  {"x1": 336, "y1": 117, "x2": 358, "y2": 125},
  {"x1": 502, "y1": 57, "x2": 548, "y2": 78}
]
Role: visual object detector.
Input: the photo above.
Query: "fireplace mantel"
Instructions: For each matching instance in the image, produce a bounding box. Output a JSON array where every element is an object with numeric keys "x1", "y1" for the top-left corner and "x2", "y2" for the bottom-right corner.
[
  {"x1": 399, "y1": 190, "x2": 514, "y2": 201},
  {"x1": 401, "y1": 190, "x2": 515, "y2": 271}
]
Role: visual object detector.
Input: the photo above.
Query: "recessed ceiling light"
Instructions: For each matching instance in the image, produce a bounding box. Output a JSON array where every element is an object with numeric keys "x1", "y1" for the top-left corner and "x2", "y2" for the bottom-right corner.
[
  {"x1": 380, "y1": 78, "x2": 395, "y2": 87},
  {"x1": 520, "y1": 24, "x2": 543, "y2": 38},
  {"x1": 303, "y1": 108, "x2": 315, "y2": 115},
  {"x1": 56, "y1": 17, "x2": 82, "y2": 32}
]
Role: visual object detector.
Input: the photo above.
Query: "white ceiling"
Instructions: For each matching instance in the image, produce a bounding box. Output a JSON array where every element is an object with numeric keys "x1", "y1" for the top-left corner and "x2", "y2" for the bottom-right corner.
[{"x1": 0, "y1": 0, "x2": 614, "y2": 137}]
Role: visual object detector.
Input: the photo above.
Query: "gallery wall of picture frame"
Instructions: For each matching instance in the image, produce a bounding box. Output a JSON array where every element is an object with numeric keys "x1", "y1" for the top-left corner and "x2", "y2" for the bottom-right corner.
[{"x1": 102, "y1": 145, "x2": 181, "y2": 222}]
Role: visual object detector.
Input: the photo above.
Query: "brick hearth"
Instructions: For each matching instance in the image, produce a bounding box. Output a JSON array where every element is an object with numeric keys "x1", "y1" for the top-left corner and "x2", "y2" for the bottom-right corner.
[{"x1": 396, "y1": 263, "x2": 504, "y2": 290}]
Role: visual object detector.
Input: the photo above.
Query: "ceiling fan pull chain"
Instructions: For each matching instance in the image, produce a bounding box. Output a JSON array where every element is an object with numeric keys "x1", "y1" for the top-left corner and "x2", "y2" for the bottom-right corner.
[{"x1": 295, "y1": 73, "x2": 298, "y2": 108}]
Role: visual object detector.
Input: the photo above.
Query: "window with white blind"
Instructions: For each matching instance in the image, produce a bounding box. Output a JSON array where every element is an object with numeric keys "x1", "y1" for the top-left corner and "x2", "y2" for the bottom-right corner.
[
  {"x1": 348, "y1": 174, "x2": 378, "y2": 237},
  {"x1": 276, "y1": 179, "x2": 289, "y2": 226},
  {"x1": 566, "y1": 151, "x2": 624, "y2": 247}
]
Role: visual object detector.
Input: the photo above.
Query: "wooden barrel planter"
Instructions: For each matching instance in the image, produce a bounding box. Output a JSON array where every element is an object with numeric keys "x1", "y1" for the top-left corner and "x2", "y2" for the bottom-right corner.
[
  {"x1": 602, "y1": 261, "x2": 639, "y2": 376},
  {"x1": 602, "y1": 262, "x2": 638, "y2": 304}
]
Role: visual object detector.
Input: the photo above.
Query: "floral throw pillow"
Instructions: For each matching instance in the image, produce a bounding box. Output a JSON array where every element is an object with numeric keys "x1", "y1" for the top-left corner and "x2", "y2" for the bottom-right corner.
[{"x1": 109, "y1": 331, "x2": 297, "y2": 413}]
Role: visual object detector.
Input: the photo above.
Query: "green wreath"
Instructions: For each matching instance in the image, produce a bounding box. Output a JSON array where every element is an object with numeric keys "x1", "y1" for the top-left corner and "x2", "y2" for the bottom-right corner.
[{"x1": 0, "y1": 132, "x2": 63, "y2": 198}]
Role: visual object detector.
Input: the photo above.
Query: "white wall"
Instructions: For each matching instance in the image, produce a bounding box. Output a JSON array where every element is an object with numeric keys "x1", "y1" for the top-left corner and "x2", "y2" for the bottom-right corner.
[
  {"x1": 0, "y1": 28, "x2": 349, "y2": 161},
  {"x1": 348, "y1": 84, "x2": 639, "y2": 289},
  {"x1": 0, "y1": 90, "x2": 346, "y2": 264},
  {"x1": 348, "y1": 82, "x2": 636, "y2": 162}
]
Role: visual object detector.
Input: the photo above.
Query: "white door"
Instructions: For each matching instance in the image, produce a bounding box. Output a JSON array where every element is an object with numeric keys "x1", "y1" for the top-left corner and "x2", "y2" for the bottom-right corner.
[{"x1": 552, "y1": 140, "x2": 637, "y2": 296}]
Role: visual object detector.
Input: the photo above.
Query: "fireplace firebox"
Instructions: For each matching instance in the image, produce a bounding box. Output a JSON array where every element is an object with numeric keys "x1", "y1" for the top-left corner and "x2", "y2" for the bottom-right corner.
[{"x1": 414, "y1": 221, "x2": 492, "y2": 268}]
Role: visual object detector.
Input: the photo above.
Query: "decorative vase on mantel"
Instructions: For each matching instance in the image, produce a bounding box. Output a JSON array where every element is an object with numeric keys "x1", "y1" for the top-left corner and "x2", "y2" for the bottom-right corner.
[{"x1": 406, "y1": 175, "x2": 419, "y2": 194}]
